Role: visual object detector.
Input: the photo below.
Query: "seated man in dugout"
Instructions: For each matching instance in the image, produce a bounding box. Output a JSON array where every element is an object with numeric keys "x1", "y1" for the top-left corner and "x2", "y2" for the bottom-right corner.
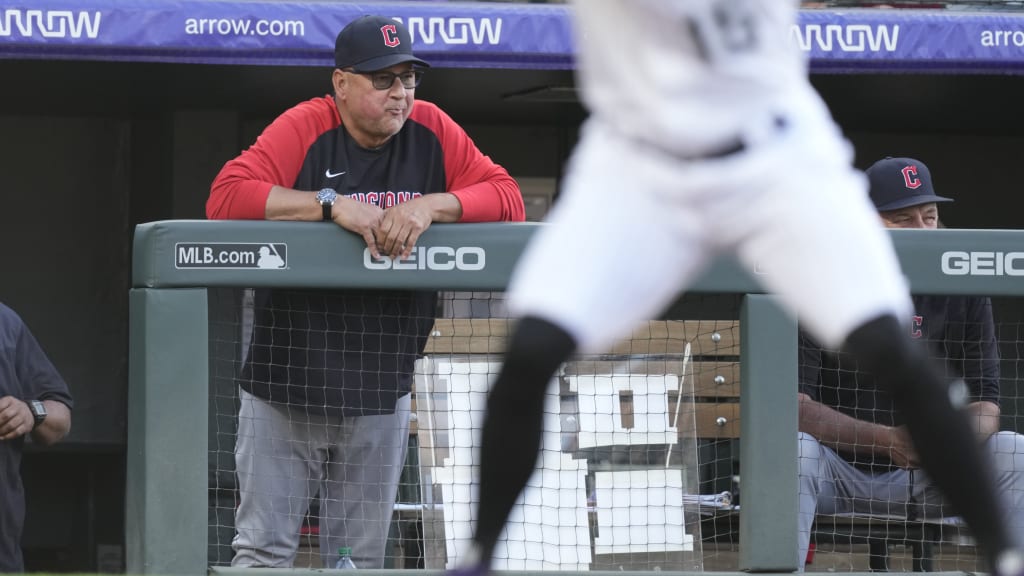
[{"x1": 796, "y1": 156, "x2": 1024, "y2": 570}]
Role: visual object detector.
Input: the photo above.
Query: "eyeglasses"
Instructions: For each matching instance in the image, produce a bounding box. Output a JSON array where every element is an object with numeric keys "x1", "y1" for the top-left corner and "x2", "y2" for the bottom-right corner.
[{"x1": 346, "y1": 69, "x2": 424, "y2": 90}]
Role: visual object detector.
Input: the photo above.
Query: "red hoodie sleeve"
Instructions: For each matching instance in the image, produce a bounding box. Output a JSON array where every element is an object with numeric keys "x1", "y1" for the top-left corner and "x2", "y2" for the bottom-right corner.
[
  {"x1": 410, "y1": 102, "x2": 525, "y2": 223},
  {"x1": 207, "y1": 96, "x2": 340, "y2": 220}
]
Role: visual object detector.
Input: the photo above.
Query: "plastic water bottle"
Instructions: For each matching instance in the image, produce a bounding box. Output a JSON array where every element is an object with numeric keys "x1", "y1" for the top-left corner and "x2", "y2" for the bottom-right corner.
[{"x1": 334, "y1": 547, "x2": 357, "y2": 570}]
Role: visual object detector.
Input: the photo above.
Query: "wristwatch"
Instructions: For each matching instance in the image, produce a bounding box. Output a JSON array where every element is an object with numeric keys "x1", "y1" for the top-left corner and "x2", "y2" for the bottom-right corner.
[
  {"x1": 316, "y1": 188, "x2": 338, "y2": 221},
  {"x1": 27, "y1": 400, "x2": 47, "y2": 428}
]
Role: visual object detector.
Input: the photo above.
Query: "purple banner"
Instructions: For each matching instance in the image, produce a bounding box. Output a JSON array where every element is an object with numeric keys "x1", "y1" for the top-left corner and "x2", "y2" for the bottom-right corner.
[
  {"x1": 799, "y1": 10, "x2": 1024, "y2": 73},
  {"x1": 0, "y1": 0, "x2": 576, "y2": 68},
  {"x1": 2, "y1": 1, "x2": 1024, "y2": 72}
]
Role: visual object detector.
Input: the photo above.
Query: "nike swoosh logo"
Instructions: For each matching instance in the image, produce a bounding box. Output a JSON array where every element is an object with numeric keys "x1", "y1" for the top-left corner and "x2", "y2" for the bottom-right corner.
[{"x1": 325, "y1": 169, "x2": 346, "y2": 178}]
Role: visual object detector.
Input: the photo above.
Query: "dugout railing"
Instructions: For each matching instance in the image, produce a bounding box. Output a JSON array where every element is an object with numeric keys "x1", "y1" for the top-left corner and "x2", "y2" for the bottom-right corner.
[{"x1": 127, "y1": 220, "x2": 1024, "y2": 576}]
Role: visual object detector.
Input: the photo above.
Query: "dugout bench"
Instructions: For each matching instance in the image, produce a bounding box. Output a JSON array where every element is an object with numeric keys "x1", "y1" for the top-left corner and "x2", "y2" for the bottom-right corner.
[
  {"x1": 654, "y1": 318, "x2": 962, "y2": 573},
  {"x1": 649, "y1": 317, "x2": 963, "y2": 573}
]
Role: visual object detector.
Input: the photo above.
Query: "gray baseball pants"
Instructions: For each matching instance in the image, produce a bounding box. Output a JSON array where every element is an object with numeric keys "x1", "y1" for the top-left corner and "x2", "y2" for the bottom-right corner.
[
  {"x1": 231, "y1": 389, "x2": 411, "y2": 569},
  {"x1": 798, "y1": 430, "x2": 1024, "y2": 571}
]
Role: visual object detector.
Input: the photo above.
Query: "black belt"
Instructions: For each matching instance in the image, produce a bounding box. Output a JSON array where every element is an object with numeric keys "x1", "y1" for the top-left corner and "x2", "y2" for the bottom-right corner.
[
  {"x1": 695, "y1": 138, "x2": 745, "y2": 160},
  {"x1": 678, "y1": 114, "x2": 789, "y2": 162}
]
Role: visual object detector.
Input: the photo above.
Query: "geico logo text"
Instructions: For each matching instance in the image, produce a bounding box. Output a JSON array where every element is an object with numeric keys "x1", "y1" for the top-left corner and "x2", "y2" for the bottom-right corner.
[
  {"x1": 363, "y1": 246, "x2": 486, "y2": 271},
  {"x1": 941, "y1": 251, "x2": 1024, "y2": 276}
]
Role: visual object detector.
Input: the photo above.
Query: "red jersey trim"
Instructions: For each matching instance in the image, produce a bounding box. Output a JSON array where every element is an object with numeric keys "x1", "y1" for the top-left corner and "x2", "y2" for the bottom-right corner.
[
  {"x1": 207, "y1": 96, "x2": 340, "y2": 220},
  {"x1": 208, "y1": 96, "x2": 523, "y2": 223},
  {"x1": 408, "y1": 101, "x2": 524, "y2": 223}
]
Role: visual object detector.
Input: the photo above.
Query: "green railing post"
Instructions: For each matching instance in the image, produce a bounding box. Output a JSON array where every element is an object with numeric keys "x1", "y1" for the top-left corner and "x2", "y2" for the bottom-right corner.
[
  {"x1": 739, "y1": 294, "x2": 799, "y2": 572},
  {"x1": 127, "y1": 288, "x2": 209, "y2": 575}
]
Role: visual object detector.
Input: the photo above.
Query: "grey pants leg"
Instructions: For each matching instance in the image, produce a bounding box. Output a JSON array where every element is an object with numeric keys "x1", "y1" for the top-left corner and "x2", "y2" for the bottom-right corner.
[
  {"x1": 318, "y1": 393, "x2": 411, "y2": 569},
  {"x1": 798, "y1": 430, "x2": 1024, "y2": 571},
  {"x1": 798, "y1": 432, "x2": 910, "y2": 572},
  {"x1": 917, "y1": 431, "x2": 1024, "y2": 546},
  {"x1": 988, "y1": 431, "x2": 1024, "y2": 547},
  {"x1": 232, "y1": 390, "x2": 325, "y2": 567},
  {"x1": 798, "y1": 432, "x2": 930, "y2": 573},
  {"x1": 231, "y1": 390, "x2": 411, "y2": 568}
]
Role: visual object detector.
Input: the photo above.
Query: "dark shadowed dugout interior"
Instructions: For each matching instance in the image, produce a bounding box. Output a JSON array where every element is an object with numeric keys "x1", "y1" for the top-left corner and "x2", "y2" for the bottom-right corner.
[{"x1": 1, "y1": 2, "x2": 1023, "y2": 571}]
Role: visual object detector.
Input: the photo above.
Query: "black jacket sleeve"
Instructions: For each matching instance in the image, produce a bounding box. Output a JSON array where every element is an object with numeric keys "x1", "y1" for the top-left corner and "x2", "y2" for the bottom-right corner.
[
  {"x1": 798, "y1": 329, "x2": 823, "y2": 401},
  {"x1": 958, "y1": 296, "x2": 1000, "y2": 406}
]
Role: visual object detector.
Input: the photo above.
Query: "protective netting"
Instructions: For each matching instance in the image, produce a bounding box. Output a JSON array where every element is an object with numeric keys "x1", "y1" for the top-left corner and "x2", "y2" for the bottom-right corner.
[
  {"x1": 793, "y1": 298, "x2": 1022, "y2": 573},
  {"x1": 206, "y1": 288, "x2": 1021, "y2": 572}
]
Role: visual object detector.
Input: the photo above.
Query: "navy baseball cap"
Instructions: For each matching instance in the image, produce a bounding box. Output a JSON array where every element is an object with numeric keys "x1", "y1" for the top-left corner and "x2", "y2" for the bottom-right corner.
[
  {"x1": 334, "y1": 15, "x2": 430, "y2": 72},
  {"x1": 866, "y1": 157, "x2": 953, "y2": 211}
]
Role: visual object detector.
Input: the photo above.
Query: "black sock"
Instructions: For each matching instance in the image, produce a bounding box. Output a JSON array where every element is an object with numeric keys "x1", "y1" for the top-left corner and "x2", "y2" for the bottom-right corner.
[
  {"x1": 472, "y1": 316, "x2": 577, "y2": 561},
  {"x1": 844, "y1": 314, "x2": 1013, "y2": 570}
]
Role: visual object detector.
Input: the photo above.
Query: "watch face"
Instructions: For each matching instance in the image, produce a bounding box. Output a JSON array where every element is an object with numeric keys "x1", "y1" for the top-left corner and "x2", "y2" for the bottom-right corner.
[
  {"x1": 30, "y1": 400, "x2": 46, "y2": 421},
  {"x1": 316, "y1": 188, "x2": 337, "y2": 205}
]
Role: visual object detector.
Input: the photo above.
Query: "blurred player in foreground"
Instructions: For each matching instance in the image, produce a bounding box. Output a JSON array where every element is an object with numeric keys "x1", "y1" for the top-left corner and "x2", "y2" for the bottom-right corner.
[{"x1": 454, "y1": 1, "x2": 1022, "y2": 575}]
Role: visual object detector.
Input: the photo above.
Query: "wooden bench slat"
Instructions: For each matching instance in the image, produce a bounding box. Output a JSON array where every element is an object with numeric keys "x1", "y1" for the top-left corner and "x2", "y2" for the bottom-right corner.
[
  {"x1": 691, "y1": 362, "x2": 740, "y2": 398},
  {"x1": 560, "y1": 361, "x2": 739, "y2": 398},
  {"x1": 680, "y1": 402, "x2": 740, "y2": 439},
  {"x1": 425, "y1": 319, "x2": 740, "y2": 356},
  {"x1": 667, "y1": 389, "x2": 742, "y2": 440}
]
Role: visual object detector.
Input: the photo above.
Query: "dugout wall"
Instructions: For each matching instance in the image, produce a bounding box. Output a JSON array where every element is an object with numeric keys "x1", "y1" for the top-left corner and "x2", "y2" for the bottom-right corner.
[{"x1": 3, "y1": 1, "x2": 1024, "y2": 571}]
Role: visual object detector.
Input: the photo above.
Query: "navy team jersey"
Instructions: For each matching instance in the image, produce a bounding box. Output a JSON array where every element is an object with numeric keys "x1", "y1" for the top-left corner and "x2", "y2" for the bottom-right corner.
[
  {"x1": 0, "y1": 303, "x2": 73, "y2": 572},
  {"x1": 208, "y1": 96, "x2": 523, "y2": 416},
  {"x1": 799, "y1": 295, "x2": 1000, "y2": 470}
]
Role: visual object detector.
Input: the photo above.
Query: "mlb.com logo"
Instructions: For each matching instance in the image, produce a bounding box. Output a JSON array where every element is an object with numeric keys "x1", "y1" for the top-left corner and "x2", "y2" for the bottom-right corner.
[{"x1": 175, "y1": 243, "x2": 287, "y2": 270}]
